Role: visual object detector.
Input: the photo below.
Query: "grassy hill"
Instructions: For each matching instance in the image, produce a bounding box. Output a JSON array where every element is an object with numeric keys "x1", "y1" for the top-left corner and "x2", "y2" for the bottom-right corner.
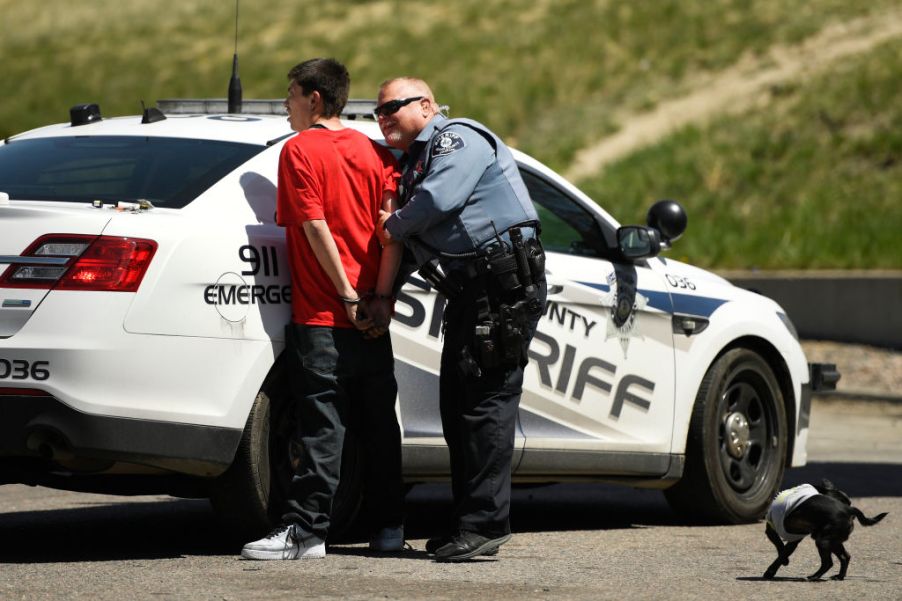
[
  {"x1": 1, "y1": 0, "x2": 900, "y2": 268},
  {"x1": 583, "y1": 35, "x2": 902, "y2": 269}
]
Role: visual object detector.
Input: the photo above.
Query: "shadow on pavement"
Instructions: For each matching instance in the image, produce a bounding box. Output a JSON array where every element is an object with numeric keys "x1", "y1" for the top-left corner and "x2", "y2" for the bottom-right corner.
[
  {"x1": 735, "y1": 576, "x2": 809, "y2": 582},
  {"x1": 781, "y1": 462, "x2": 902, "y2": 497},
  {"x1": 0, "y1": 461, "x2": 898, "y2": 563},
  {"x1": 400, "y1": 481, "x2": 679, "y2": 541},
  {"x1": 401, "y1": 460, "x2": 902, "y2": 539},
  {"x1": 0, "y1": 498, "x2": 233, "y2": 563}
]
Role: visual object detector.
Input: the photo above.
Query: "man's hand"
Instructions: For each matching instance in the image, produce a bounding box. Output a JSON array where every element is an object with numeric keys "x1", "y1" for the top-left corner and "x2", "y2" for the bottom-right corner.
[
  {"x1": 359, "y1": 296, "x2": 394, "y2": 339},
  {"x1": 368, "y1": 296, "x2": 395, "y2": 328},
  {"x1": 376, "y1": 210, "x2": 394, "y2": 246},
  {"x1": 343, "y1": 300, "x2": 373, "y2": 332}
]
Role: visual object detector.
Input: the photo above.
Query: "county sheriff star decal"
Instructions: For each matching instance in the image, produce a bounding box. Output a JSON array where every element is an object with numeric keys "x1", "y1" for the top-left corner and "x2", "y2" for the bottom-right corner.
[{"x1": 600, "y1": 271, "x2": 647, "y2": 357}]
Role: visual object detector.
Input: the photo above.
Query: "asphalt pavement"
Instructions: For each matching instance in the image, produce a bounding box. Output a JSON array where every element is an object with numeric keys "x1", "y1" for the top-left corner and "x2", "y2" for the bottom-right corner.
[{"x1": 0, "y1": 396, "x2": 899, "y2": 600}]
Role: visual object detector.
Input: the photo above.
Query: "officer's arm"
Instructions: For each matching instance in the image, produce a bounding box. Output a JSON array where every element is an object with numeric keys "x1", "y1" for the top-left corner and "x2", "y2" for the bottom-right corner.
[
  {"x1": 384, "y1": 127, "x2": 494, "y2": 240},
  {"x1": 375, "y1": 190, "x2": 402, "y2": 297},
  {"x1": 367, "y1": 191, "x2": 403, "y2": 334}
]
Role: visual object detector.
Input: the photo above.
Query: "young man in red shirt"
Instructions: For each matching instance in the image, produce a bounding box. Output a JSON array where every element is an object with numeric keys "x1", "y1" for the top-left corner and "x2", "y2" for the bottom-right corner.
[{"x1": 241, "y1": 58, "x2": 403, "y2": 560}]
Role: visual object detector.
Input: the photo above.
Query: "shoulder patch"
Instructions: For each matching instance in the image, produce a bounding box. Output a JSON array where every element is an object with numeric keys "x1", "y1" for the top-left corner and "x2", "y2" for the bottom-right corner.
[{"x1": 431, "y1": 131, "x2": 466, "y2": 157}]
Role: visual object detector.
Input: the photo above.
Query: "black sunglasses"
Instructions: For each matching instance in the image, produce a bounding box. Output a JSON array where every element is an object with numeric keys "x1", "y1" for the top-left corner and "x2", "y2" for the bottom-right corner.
[{"x1": 373, "y1": 96, "x2": 424, "y2": 118}]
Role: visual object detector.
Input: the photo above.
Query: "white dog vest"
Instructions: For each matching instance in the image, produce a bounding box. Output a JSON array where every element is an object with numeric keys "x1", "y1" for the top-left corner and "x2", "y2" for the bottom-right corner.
[{"x1": 766, "y1": 483, "x2": 819, "y2": 542}]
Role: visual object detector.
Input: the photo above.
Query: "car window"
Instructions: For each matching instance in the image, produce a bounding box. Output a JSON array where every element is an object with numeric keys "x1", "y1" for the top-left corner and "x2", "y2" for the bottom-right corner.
[
  {"x1": 0, "y1": 136, "x2": 264, "y2": 209},
  {"x1": 519, "y1": 168, "x2": 611, "y2": 258}
]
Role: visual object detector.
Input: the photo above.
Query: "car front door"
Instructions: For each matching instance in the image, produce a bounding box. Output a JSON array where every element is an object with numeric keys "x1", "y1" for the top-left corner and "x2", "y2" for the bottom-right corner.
[{"x1": 515, "y1": 168, "x2": 677, "y2": 478}]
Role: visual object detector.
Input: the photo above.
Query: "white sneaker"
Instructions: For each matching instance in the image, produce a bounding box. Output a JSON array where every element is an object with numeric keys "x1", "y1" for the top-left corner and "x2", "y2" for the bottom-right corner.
[
  {"x1": 369, "y1": 525, "x2": 404, "y2": 552},
  {"x1": 241, "y1": 524, "x2": 325, "y2": 560}
]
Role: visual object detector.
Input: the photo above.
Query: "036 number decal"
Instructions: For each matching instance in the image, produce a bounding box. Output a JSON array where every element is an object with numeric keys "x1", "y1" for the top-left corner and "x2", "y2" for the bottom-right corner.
[
  {"x1": 0, "y1": 359, "x2": 50, "y2": 381},
  {"x1": 665, "y1": 274, "x2": 696, "y2": 290}
]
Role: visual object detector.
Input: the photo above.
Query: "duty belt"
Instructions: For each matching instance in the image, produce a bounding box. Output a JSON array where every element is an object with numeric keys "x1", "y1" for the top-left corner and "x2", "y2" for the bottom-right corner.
[
  {"x1": 415, "y1": 225, "x2": 544, "y2": 301},
  {"x1": 451, "y1": 235, "x2": 545, "y2": 292},
  {"x1": 437, "y1": 228, "x2": 546, "y2": 379}
]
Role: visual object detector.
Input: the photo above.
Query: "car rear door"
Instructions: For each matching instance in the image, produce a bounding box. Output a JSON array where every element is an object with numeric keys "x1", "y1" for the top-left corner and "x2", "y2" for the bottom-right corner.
[{"x1": 121, "y1": 143, "x2": 291, "y2": 342}]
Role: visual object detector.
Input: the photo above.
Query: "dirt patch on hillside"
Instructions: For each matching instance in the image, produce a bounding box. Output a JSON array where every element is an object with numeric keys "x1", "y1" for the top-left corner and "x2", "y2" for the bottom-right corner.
[{"x1": 565, "y1": 10, "x2": 902, "y2": 181}]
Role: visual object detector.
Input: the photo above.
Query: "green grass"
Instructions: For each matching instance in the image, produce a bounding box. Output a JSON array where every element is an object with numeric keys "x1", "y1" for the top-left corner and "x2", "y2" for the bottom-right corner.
[
  {"x1": 1, "y1": 0, "x2": 900, "y2": 268},
  {"x1": 2, "y1": 0, "x2": 894, "y2": 151},
  {"x1": 581, "y1": 37, "x2": 902, "y2": 269}
]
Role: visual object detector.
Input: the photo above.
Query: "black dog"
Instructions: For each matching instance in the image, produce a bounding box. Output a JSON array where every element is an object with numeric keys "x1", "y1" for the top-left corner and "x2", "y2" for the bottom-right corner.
[{"x1": 762, "y1": 479, "x2": 887, "y2": 580}]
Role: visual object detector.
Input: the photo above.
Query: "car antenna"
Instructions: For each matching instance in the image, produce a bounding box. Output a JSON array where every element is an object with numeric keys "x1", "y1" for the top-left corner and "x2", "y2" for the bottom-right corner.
[
  {"x1": 227, "y1": 0, "x2": 242, "y2": 114},
  {"x1": 140, "y1": 100, "x2": 166, "y2": 124}
]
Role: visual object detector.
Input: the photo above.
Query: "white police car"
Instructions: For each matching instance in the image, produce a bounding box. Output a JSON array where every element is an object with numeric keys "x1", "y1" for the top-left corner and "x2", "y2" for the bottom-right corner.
[{"x1": 0, "y1": 99, "x2": 837, "y2": 534}]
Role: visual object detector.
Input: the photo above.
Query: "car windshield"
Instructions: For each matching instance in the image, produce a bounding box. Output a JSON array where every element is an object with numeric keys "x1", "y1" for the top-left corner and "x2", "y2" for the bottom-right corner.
[{"x1": 0, "y1": 136, "x2": 264, "y2": 208}]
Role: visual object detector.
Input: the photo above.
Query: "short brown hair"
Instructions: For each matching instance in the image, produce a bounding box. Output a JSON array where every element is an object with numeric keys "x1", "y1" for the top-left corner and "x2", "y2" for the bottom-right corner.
[{"x1": 287, "y1": 58, "x2": 349, "y2": 117}]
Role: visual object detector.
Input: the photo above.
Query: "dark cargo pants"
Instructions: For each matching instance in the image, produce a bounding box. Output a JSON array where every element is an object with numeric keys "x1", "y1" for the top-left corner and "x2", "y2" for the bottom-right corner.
[
  {"x1": 282, "y1": 323, "x2": 403, "y2": 540},
  {"x1": 439, "y1": 277, "x2": 546, "y2": 537}
]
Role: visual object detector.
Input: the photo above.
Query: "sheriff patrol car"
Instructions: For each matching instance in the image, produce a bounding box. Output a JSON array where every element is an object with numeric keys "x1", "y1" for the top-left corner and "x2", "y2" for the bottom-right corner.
[{"x1": 0, "y1": 99, "x2": 837, "y2": 534}]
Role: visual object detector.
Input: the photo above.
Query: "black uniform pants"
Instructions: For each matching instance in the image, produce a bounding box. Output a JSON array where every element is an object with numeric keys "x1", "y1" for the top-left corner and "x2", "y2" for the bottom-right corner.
[
  {"x1": 439, "y1": 277, "x2": 546, "y2": 537},
  {"x1": 282, "y1": 323, "x2": 404, "y2": 540}
]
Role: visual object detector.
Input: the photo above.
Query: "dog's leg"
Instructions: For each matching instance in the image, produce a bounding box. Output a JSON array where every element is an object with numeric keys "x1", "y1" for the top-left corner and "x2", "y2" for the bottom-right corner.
[
  {"x1": 831, "y1": 542, "x2": 850, "y2": 580},
  {"x1": 764, "y1": 541, "x2": 800, "y2": 579},
  {"x1": 807, "y1": 539, "x2": 833, "y2": 581},
  {"x1": 763, "y1": 524, "x2": 798, "y2": 579}
]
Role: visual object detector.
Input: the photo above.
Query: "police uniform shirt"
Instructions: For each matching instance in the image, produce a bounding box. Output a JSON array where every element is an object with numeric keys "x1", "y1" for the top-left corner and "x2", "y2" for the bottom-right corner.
[{"x1": 384, "y1": 114, "x2": 537, "y2": 261}]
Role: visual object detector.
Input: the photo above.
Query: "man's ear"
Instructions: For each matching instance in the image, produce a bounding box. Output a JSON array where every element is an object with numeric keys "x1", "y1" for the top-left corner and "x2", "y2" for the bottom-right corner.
[{"x1": 309, "y1": 90, "x2": 322, "y2": 111}]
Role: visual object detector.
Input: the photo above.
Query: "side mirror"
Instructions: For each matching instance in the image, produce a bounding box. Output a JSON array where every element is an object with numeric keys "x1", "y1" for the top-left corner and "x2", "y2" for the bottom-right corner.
[
  {"x1": 617, "y1": 226, "x2": 662, "y2": 260},
  {"x1": 647, "y1": 199, "x2": 687, "y2": 245}
]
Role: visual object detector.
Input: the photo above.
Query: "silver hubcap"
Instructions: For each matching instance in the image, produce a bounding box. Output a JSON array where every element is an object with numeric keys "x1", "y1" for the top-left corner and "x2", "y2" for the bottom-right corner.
[{"x1": 724, "y1": 412, "x2": 750, "y2": 459}]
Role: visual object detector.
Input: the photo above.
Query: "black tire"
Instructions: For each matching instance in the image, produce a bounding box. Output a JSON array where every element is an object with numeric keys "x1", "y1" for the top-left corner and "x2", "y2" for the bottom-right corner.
[
  {"x1": 209, "y1": 390, "x2": 273, "y2": 537},
  {"x1": 664, "y1": 347, "x2": 787, "y2": 523},
  {"x1": 210, "y1": 366, "x2": 364, "y2": 539}
]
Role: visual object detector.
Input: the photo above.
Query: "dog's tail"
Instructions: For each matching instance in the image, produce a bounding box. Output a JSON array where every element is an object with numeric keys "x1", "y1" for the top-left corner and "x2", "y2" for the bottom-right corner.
[{"x1": 851, "y1": 508, "x2": 888, "y2": 526}]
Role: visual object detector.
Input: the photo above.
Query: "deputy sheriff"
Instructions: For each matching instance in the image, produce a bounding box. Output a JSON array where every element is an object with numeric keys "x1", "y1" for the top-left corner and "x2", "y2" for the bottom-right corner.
[{"x1": 376, "y1": 77, "x2": 546, "y2": 562}]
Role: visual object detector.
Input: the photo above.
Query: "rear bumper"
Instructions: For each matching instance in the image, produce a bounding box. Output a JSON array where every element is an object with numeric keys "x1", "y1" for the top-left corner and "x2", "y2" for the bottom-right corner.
[{"x1": 0, "y1": 393, "x2": 241, "y2": 478}]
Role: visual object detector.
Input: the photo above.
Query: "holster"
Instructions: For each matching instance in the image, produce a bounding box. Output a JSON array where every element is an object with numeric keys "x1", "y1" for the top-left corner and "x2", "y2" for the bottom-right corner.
[{"x1": 456, "y1": 230, "x2": 545, "y2": 378}]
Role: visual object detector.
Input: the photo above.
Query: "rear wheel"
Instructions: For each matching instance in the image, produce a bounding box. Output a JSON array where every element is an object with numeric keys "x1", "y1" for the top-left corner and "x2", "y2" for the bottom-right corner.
[
  {"x1": 210, "y1": 366, "x2": 363, "y2": 539},
  {"x1": 664, "y1": 348, "x2": 787, "y2": 523}
]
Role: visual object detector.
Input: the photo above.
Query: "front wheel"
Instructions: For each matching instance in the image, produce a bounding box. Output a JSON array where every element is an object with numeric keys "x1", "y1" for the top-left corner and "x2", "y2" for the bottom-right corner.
[{"x1": 664, "y1": 348, "x2": 787, "y2": 523}]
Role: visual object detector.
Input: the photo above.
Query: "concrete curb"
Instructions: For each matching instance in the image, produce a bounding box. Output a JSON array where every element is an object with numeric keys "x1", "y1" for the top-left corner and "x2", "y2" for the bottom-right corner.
[
  {"x1": 814, "y1": 391, "x2": 902, "y2": 404},
  {"x1": 717, "y1": 270, "x2": 902, "y2": 349}
]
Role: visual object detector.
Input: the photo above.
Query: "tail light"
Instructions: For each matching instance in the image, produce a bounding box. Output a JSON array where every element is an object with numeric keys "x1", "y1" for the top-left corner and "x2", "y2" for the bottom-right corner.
[{"x1": 0, "y1": 234, "x2": 157, "y2": 292}]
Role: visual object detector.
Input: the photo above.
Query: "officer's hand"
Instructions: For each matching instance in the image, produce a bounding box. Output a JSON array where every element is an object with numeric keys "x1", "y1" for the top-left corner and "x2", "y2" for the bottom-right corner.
[
  {"x1": 367, "y1": 296, "x2": 395, "y2": 330},
  {"x1": 362, "y1": 324, "x2": 388, "y2": 339},
  {"x1": 344, "y1": 301, "x2": 373, "y2": 332},
  {"x1": 376, "y1": 210, "x2": 394, "y2": 246}
]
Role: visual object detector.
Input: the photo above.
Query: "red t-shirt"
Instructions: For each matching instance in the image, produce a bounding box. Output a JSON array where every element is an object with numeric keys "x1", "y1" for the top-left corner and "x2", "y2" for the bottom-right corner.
[{"x1": 276, "y1": 128, "x2": 399, "y2": 328}]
